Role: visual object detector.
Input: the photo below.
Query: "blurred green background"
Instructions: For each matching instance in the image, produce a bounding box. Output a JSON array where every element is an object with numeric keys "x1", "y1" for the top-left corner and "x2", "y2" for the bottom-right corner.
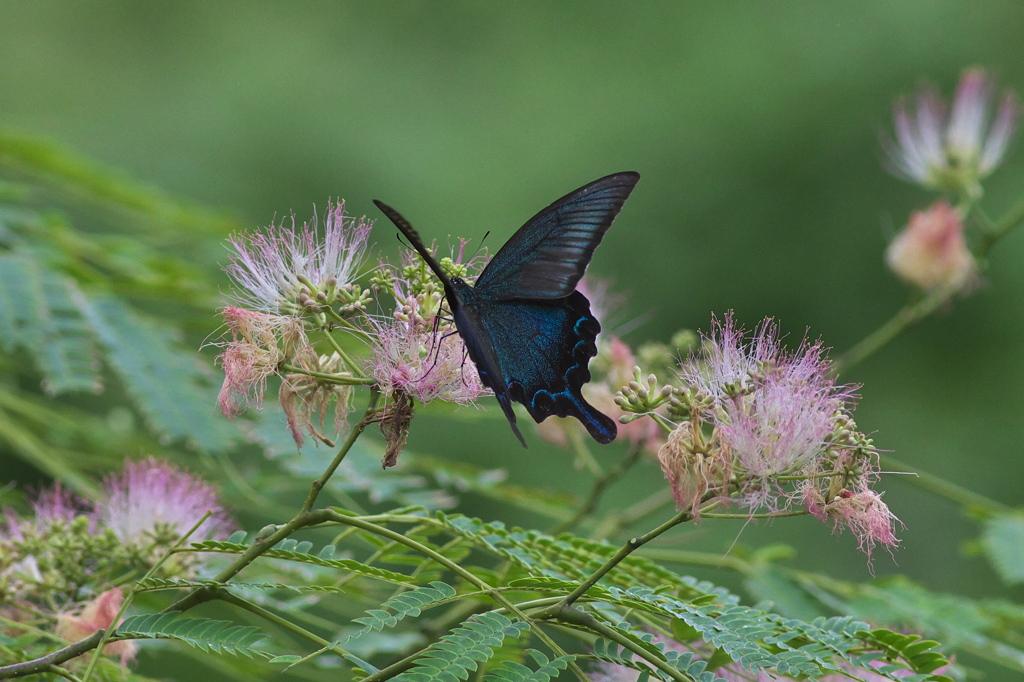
[{"x1": 2, "y1": 1, "x2": 1024, "y2": 679}]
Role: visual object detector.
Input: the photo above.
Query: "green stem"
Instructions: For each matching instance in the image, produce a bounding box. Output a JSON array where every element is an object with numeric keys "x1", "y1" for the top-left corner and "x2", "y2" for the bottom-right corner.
[
  {"x1": 323, "y1": 307, "x2": 373, "y2": 342},
  {"x1": 838, "y1": 196, "x2": 1024, "y2": 373},
  {"x1": 322, "y1": 511, "x2": 587, "y2": 681},
  {"x1": 551, "y1": 606, "x2": 691, "y2": 682},
  {"x1": 301, "y1": 389, "x2": 380, "y2": 513},
  {"x1": 0, "y1": 635, "x2": 104, "y2": 679},
  {"x1": 217, "y1": 591, "x2": 354, "y2": 658},
  {"x1": 699, "y1": 510, "x2": 808, "y2": 519},
  {"x1": 0, "y1": 394, "x2": 382, "y2": 680},
  {"x1": 318, "y1": 328, "x2": 364, "y2": 376},
  {"x1": 976, "y1": 196, "x2": 1024, "y2": 256},
  {"x1": 880, "y1": 454, "x2": 1010, "y2": 514},
  {"x1": 279, "y1": 364, "x2": 374, "y2": 386},
  {"x1": 81, "y1": 512, "x2": 214, "y2": 682},
  {"x1": 835, "y1": 286, "x2": 957, "y2": 373},
  {"x1": 45, "y1": 667, "x2": 84, "y2": 682},
  {"x1": 544, "y1": 508, "x2": 692, "y2": 614}
]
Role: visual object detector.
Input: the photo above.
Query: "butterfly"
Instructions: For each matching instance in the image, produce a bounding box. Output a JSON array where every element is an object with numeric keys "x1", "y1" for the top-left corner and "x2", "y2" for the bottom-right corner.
[{"x1": 373, "y1": 171, "x2": 640, "y2": 447}]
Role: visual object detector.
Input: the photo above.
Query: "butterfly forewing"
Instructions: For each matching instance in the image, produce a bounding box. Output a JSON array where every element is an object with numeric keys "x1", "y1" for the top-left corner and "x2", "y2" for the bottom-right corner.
[{"x1": 474, "y1": 171, "x2": 640, "y2": 300}]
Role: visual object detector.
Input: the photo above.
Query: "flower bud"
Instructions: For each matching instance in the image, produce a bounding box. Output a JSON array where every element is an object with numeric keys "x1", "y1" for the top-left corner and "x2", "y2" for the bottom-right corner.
[{"x1": 886, "y1": 201, "x2": 976, "y2": 292}]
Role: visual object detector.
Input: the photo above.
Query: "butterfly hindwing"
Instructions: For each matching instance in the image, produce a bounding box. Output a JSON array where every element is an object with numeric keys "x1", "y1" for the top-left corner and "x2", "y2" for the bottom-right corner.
[
  {"x1": 474, "y1": 172, "x2": 640, "y2": 300},
  {"x1": 461, "y1": 289, "x2": 617, "y2": 444}
]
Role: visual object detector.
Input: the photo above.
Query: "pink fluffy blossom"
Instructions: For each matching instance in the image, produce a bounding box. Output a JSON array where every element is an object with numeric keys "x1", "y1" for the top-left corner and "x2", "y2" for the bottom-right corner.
[
  {"x1": 216, "y1": 306, "x2": 311, "y2": 417},
  {"x1": 815, "y1": 488, "x2": 903, "y2": 566},
  {"x1": 55, "y1": 588, "x2": 137, "y2": 665},
  {"x1": 93, "y1": 458, "x2": 233, "y2": 547},
  {"x1": 886, "y1": 200, "x2": 975, "y2": 292},
  {"x1": 883, "y1": 68, "x2": 1017, "y2": 194},
  {"x1": 225, "y1": 201, "x2": 372, "y2": 315}
]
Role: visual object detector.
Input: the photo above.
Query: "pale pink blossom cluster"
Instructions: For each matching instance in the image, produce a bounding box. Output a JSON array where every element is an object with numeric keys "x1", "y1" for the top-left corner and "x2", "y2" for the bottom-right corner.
[
  {"x1": 883, "y1": 68, "x2": 1016, "y2": 195},
  {"x1": 369, "y1": 245, "x2": 489, "y2": 406},
  {"x1": 55, "y1": 588, "x2": 137, "y2": 665},
  {"x1": 225, "y1": 200, "x2": 372, "y2": 315},
  {"x1": 881, "y1": 70, "x2": 1017, "y2": 297},
  {"x1": 3, "y1": 458, "x2": 232, "y2": 552},
  {"x1": 885, "y1": 201, "x2": 975, "y2": 292},
  {"x1": 658, "y1": 314, "x2": 900, "y2": 560},
  {"x1": 95, "y1": 458, "x2": 234, "y2": 547},
  {"x1": 216, "y1": 306, "x2": 311, "y2": 417}
]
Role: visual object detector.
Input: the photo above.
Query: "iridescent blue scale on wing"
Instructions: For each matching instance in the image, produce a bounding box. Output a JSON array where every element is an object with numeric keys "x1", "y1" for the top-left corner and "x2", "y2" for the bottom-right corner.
[{"x1": 373, "y1": 171, "x2": 639, "y2": 448}]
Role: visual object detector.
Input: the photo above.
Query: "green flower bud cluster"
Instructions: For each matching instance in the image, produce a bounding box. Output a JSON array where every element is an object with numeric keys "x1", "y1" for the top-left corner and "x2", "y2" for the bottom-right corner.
[
  {"x1": 665, "y1": 385, "x2": 715, "y2": 420},
  {"x1": 614, "y1": 366, "x2": 674, "y2": 421},
  {"x1": 0, "y1": 516, "x2": 125, "y2": 606}
]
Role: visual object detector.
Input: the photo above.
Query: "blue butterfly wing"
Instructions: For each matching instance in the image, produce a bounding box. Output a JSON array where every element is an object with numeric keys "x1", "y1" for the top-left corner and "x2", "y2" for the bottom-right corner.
[
  {"x1": 460, "y1": 289, "x2": 617, "y2": 444},
  {"x1": 474, "y1": 172, "x2": 640, "y2": 300}
]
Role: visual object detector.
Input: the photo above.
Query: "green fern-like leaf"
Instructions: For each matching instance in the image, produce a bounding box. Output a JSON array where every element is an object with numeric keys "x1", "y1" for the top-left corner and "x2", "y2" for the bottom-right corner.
[
  {"x1": 135, "y1": 576, "x2": 402, "y2": 596},
  {"x1": 115, "y1": 613, "x2": 271, "y2": 659},
  {"x1": 864, "y1": 629, "x2": 952, "y2": 680},
  {"x1": 482, "y1": 649, "x2": 573, "y2": 682},
  {"x1": 0, "y1": 252, "x2": 101, "y2": 394},
  {"x1": 391, "y1": 612, "x2": 529, "y2": 682},
  {"x1": 188, "y1": 540, "x2": 415, "y2": 584},
  {"x1": 77, "y1": 294, "x2": 237, "y2": 451},
  {"x1": 348, "y1": 581, "x2": 458, "y2": 640},
  {"x1": 435, "y1": 513, "x2": 737, "y2": 604}
]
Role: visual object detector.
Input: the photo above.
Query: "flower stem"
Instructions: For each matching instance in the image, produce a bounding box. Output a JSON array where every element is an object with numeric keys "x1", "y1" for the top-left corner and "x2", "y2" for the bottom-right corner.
[
  {"x1": 837, "y1": 195, "x2": 1024, "y2": 373},
  {"x1": 835, "y1": 285, "x2": 958, "y2": 373},
  {"x1": 80, "y1": 511, "x2": 214, "y2": 682},
  {"x1": 301, "y1": 389, "x2": 380, "y2": 513},
  {"x1": 319, "y1": 329, "x2": 363, "y2": 376},
  {"x1": 279, "y1": 364, "x2": 374, "y2": 385},
  {"x1": 551, "y1": 606, "x2": 691, "y2": 682},
  {"x1": 323, "y1": 511, "x2": 588, "y2": 681},
  {"x1": 543, "y1": 508, "x2": 692, "y2": 614}
]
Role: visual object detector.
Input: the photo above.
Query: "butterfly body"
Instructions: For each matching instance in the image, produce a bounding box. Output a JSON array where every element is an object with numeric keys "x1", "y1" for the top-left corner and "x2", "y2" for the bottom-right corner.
[{"x1": 374, "y1": 171, "x2": 639, "y2": 447}]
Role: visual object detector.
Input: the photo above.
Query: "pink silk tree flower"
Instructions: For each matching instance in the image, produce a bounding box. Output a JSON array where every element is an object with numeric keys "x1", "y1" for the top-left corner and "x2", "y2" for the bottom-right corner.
[
  {"x1": 885, "y1": 201, "x2": 975, "y2": 292},
  {"x1": 93, "y1": 458, "x2": 233, "y2": 549},
  {"x1": 225, "y1": 201, "x2": 372, "y2": 315},
  {"x1": 215, "y1": 306, "x2": 311, "y2": 417},
  {"x1": 883, "y1": 68, "x2": 1017, "y2": 196},
  {"x1": 56, "y1": 588, "x2": 137, "y2": 665}
]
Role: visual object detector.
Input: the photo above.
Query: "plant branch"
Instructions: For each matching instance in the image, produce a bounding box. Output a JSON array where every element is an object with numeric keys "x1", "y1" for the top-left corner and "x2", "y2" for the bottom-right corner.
[
  {"x1": 301, "y1": 389, "x2": 380, "y2": 512},
  {"x1": 322, "y1": 511, "x2": 588, "y2": 681},
  {"x1": 279, "y1": 364, "x2": 374, "y2": 386},
  {"x1": 541, "y1": 507, "x2": 692, "y2": 615},
  {"x1": 551, "y1": 606, "x2": 691, "y2": 682}
]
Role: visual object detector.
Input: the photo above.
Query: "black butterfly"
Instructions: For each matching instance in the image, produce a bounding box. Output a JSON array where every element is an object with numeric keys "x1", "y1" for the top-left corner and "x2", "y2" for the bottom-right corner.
[{"x1": 373, "y1": 171, "x2": 640, "y2": 447}]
